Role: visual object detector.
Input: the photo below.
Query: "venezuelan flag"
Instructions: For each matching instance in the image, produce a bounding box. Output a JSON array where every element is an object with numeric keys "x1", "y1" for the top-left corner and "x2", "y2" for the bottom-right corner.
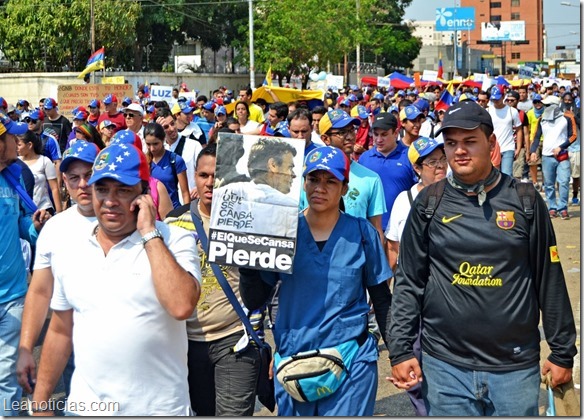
[
  {"x1": 78, "y1": 47, "x2": 105, "y2": 79},
  {"x1": 437, "y1": 54, "x2": 444, "y2": 80},
  {"x1": 435, "y1": 83, "x2": 454, "y2": 111}
]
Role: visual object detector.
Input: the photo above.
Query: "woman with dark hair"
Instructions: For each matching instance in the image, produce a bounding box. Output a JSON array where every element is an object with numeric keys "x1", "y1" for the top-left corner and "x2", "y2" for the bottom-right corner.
[
  {"x1": 69, "y1": 123, "x2": 106, "y2": 150},
  {"x1": 17, "y1": 130, "x2": 61, "y2": 214},
  {"x1": 235, "y1": 101, "x2": 261, "y2": 135},
  {"x1": 144, "y1": 122, "x2": 190, "y2": 208}
]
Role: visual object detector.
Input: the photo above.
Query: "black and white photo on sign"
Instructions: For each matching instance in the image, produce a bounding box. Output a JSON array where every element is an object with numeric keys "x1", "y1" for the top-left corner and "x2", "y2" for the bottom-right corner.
[{"x1": 208, "y1": 133, "x2": 305, "y2": 273}]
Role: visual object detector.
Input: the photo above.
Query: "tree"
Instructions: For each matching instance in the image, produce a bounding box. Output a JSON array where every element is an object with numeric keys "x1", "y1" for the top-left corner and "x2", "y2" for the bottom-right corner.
[
  {"x1": 0, "y1": 0, "x2": 141, "y2": 71},
  {"x1": 235, "y1": 0, "x2": 421, "y2": 84}
]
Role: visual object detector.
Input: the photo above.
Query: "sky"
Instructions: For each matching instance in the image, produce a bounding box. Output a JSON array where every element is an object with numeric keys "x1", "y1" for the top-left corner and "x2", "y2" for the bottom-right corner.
[{"x1": 403, "y1": 0, "x2": 581, "y2": 57}]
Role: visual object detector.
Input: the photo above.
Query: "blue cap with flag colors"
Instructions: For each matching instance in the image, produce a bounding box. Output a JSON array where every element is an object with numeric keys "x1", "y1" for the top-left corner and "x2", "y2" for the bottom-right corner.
[
  {"x1": 318, "y1": 109, "x2": 360, "y2": 135},
  {"x1": 43, "y1": 98, "x2": 58, "y2": 110},
  {"x1": 399, "y1": 105, "x2": 423, "y2": 121},
  {"x1": 303, "y1": 145, "x2": 350, "y2": 182},
  {"x1": 215, "y1": 105, "x2": 226, "y2": 116},
  {"x1": 408, "y1": 136, "x2": 444, "y2": 166},
  {"x1": 350, "y1": 105, "x2": 369, "y2": 119},
  {"x1": 103, "y1": 94, "x2": 117, "y2": 105},
  {"x1": 89, "y1": 143, "x2": 150, "y2": 186},
  {"x1": 490, "y1": 86, "x2": 503, "y2": 100},
  {"x1": 88, "y1": 99, "x2": 100, "y2": 108},
  {"x1": 60, "y1": 140, "x2": 100, "y2": 172},
  {"x1": 0, "y1": 116, "x2": 28, "y2": 135}
]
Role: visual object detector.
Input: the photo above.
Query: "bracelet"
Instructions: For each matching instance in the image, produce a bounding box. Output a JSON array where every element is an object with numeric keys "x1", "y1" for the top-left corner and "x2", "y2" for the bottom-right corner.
[{"x1": 141, "y1": 229, "x2": 163, "y2": 246}]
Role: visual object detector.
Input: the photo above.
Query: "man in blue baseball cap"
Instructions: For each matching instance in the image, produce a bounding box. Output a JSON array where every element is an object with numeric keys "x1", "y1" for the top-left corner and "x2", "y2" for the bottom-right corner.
[
  {"x1": 31, "y1": 142, "x2": 201, "y2": 415},
  {"x1": 399, "y1": 105, "x2": 425, "y2": 147},
  {"x1": 42, "y1": 98, "x2": 72, "y2": 154},
  {"x1": 98, "y1": 94, "x2": 126, "y2": 134}
]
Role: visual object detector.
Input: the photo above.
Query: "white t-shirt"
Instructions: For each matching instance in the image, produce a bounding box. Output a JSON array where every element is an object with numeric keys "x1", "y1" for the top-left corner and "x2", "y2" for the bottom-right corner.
[
  {"x1": 34, "y1": 205, "x2": 96, "y2": 271},
  {"x1": 51, "y1": 221, "x2": 201, "y2": 416},
  {"x1": 385, "y1": 184, "x2": 419, "y2": 243},
  {"x1": 21, "y1": 155, "x2": 57, "y2": 210},
  {"x1": 166, "y1": 137, "x2": 202, "y2": 198},
  {"x1": 488, "y1": 105, "x2": 521, "y2": 153},
  {"x1": 239, "y1": 120, "x2": 261, "y2": 134}
]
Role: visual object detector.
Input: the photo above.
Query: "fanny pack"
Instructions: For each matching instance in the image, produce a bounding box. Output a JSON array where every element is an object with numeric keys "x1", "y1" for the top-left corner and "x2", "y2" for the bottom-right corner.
[
  {"x1": 274, "y1": 330, "x2": 367, "y2": 402},
  {"x1": 556, "y1": 150, "x2": 569, "y2": 162}
]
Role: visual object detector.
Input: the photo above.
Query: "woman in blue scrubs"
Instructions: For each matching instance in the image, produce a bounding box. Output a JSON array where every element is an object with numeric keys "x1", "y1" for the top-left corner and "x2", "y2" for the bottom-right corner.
[{"x1": 240, "y1": 146, "x2": 393, "y2": 416}]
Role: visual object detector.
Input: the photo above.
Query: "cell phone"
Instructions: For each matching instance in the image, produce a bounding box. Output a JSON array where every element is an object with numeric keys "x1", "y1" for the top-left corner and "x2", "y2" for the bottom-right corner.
[{"x1": 28, "y1": 372, "x2": 36, "y2": 393}]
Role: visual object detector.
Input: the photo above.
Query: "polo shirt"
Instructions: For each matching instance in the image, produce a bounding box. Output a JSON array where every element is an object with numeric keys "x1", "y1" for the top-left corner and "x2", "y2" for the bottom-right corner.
[{"x1": 358, "y1": 142, "x2": 417, "y2": 229}]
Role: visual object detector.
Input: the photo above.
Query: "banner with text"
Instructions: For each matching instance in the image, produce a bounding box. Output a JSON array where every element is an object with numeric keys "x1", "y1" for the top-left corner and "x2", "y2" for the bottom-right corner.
[
  {"x1": 208, "y1": 133, "x2": 305, "y2": 273},
  {"x1": 57, "y1": 84, "x2": 133, "y2": 117}
]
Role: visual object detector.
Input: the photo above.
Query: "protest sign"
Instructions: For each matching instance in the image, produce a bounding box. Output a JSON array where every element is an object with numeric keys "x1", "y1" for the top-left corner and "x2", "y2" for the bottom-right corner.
[
  {"x1": 422, "y1": 70, "x2": 438, "y2": 82},
  {"x1": 208, "y1": 133, "x2": 305, "y2": 273},
  {"x1": 57, "y1": 83, "x2": 133, "y2": 117}
]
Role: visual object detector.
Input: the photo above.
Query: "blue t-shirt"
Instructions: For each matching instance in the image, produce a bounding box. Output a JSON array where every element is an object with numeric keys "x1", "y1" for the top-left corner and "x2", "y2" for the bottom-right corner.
[
  {"x1": 150, "y1": 151, "x2": 187, "y2": 208},
  {"x1": 358, "y1": 143, "x2": 417, "y2": 229},
  {"x1": 43, "y1": 137, "x2": 62, "y2": 162},
  {"x1": 260, "y1": 212, "x2": 392, "y2": 357},
  {"x1": 0, "y1": 168, "x2": 38, "y2": 303}
]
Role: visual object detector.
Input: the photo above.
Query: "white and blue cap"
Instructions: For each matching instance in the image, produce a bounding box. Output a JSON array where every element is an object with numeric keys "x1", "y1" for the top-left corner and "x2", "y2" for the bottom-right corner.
[
  {"x1": 60, "y1": 140, "x2": 100, "y2": 172},
  {"x1": 88, "y1": 143, "x2": 150, "y2": 186},
  {"x1": 303, "y1": 145, "x2": 350, "y2": 182},
  {"x1": 215, "y1": 105, "x2": 227, "y2": 116},
  {"x1": 0, "y1": 116, "x2": 28, "y2": 135}
]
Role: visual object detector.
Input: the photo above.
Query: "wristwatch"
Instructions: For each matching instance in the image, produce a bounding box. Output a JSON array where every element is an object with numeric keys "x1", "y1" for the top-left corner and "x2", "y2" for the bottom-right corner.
[{"x1": 141, "y1": 229, "x2": 163, "y2": 246}]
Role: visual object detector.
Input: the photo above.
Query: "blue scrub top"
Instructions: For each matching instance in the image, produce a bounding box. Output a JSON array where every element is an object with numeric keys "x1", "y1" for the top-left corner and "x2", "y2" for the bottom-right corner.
[
  {"x1": 262, "y1": 212, "x2": 392, "y2": 357},
  {"x1": 150, "y1": 150, "x2": 187, "y2": 208}
]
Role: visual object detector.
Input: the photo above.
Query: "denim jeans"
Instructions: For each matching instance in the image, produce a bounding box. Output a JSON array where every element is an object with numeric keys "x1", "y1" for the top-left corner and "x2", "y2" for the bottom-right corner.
[
  {"x1": 187, "y1": 331, "x2": 260, "y2": 416},
  {"x1": 0, "y1": 296, "x2": 25, "y2": 417},
  {"x1": 421, "y1": 352, "x2": 540, "y2": 416},
  {"x1": 500, "y1": 150, "x2": 515, "y2": 176},
  {"x1": 542, "y1": 155, "x2": 571, "y2": 211}
]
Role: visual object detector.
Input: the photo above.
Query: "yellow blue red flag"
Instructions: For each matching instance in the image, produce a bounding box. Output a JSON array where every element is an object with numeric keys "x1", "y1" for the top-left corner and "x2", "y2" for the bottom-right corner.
[{"x1": 78, "y1": 47, "x2": 105, "y2": 79}]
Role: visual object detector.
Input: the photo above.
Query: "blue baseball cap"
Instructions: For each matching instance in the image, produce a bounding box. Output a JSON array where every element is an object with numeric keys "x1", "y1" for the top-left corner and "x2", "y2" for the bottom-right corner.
[
  {"x1": 122, "y1": 96, "x2": 133, "y2": 106},
  {"x1": 347, "y1": 94, "x2": 358, "y2": 102},
  {"x1": 373, "y1": 93, "x2": 385, "y2": 101},
  {"x1": 339, "y1": 99, "x2": 351, "y2": 108},
  {"x1": 179, "y1": 101, "x2": 194, "y2": 114},
  {"x1": 408, "y1": 137, "x2": 444, "y2": 166},
  {"x1": 28, "y1": 109, "x2": 45, "y2": 121},
  {"x1": 73, "y1": 111, "x2": 88, "y2": 121},
  {"x1": 389, "y1": 105, "x2": 399, "y2": 113},
  {"x1": 399, "y1": 105, "x2": 423, "y2": 121},
  {"x1": 396, "y1": 90, "x2": 406, "y2": 97},
  {"x1": 319, "y1": 109, "x2": 360, "y2": 134},
  {"x1": 350, "y1": 105, "x2": 369, "y2": 119},
  {"x1": 60, "y1": 140, "x2": 100, "y2": 172},
  {"x1": 490, "y1": 86, "x2": 503, "y2": 100},
  {"x1": 17, "y1": 99, "x2": 29, "y2": 107},
  {"x1": 88, "y1": 99, "x2": 100, "y2": 108},
  {"x1": 103, "y1": 94, "x2": 117, "y2": 105},
  {"x1": 303, "y1": 146, "x2": 350, "y2": 182},
  {"x1": 413, "y1": 98, "x2": 430, "y2": 112},
  {"x1": 214, "y1": 105, "x2": 227, "y2": 116},
  {"x1": 89, "y1": 143, "x2": 150, "y2": 186},
  {"x1": 202, "y1": 102, "x2": 215, "y2": 111},
  {"x1": 532, "y1": 94, "x2": 543, "y2": 102},
  {"x1": 43, "y1": 98, "x2": 58, "y2": 110},
  {"x1": 110, "y1": 129, "x2": 143, "y2": 150},
  {"x1": 0, "y1": 117, "x2": 28, "y2": 135}
]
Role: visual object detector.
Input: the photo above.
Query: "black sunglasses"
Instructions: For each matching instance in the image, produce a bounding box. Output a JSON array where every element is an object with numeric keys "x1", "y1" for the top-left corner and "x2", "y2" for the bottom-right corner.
[{"x1": 24, "y1": 118, "x2": 37, "y2": 123}]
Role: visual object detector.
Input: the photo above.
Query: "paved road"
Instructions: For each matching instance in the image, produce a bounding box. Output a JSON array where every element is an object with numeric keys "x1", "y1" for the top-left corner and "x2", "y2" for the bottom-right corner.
[
  {"x1": 255, "y1": 202, "x2": 582, "y2": 416},
  {"x1": 31, "y1": 202, "x2": 581, "y2": 416}
]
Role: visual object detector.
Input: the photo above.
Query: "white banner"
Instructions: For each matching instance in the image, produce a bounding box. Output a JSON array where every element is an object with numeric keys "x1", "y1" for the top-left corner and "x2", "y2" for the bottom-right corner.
[
  {"x1": 149, "y1": 85, "x2": 174, "y2": 103},
  {"x1": 377, "y1": 77, "x2": 391, "y2": 88},
  {"x1": 422, "y1": 70, "x2": 438, "y2": 82},
  {"x1": 518, "y1": 66, "x2": 534, "y2": 80}
]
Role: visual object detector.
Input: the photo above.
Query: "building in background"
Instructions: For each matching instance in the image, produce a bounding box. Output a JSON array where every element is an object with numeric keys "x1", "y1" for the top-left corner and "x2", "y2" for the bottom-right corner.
[{"x1": 461, "y1": 0, "x2": 544, "y2": 71}]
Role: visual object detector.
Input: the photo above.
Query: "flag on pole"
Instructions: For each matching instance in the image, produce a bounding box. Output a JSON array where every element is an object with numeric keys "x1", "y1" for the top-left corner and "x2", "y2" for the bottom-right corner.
[
  {"x1": 262, "y1": 65, "x2": 272, "y2": 87},
  {"x1": 78, "y1": 47, "x2": 105, "y2": 79},
  {"x1": 437, "y1": 54, "x2": 444, "y2": 79}
]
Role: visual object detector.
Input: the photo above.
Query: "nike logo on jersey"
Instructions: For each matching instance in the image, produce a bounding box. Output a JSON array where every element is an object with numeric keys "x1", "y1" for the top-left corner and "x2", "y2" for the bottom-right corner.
[{"x1": 442, "y1": 214, "x2": 463, "y2": 224}]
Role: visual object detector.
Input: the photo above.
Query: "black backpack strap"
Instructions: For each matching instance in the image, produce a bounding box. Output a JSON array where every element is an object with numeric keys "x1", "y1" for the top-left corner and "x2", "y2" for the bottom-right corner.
[
  {"x1": 424, "y1": 179, "x2": 447, "y2": 219},
  {"x1": 515, "y1": 181, "x2": 535, "y2": 220},
  {"x1": 174, "y1": 135, "x2": 187, "y2": 156},
  {"x1": 406, "y1": 188, "x2": 414, "y2": 206}
]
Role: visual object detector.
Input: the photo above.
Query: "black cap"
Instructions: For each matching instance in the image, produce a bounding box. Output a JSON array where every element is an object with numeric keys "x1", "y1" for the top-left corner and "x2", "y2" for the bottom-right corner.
[
  {"x1": 372, "y1": 112, "x2": 398, "y2": 130},
  {"x1": 435, "y1": 101, "x2": 493, "y2": 137}
]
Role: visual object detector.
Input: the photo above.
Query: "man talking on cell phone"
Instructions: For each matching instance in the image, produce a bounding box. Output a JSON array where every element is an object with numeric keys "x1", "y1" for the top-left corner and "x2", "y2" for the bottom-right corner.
[{"x1": 30, "y1": 143, "x2": 201, "y2": 416}]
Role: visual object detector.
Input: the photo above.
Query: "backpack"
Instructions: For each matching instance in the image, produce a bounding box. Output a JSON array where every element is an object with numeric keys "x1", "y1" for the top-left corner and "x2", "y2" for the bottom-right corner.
[{"x1": 420, "y1": 178, "x2": 535, "y2": 221}]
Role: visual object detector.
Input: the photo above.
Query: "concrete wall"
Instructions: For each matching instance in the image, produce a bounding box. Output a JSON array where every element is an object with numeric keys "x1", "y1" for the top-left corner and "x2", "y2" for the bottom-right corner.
[{"x1": 0, "y1": 72, "x2": 266, "y2": 106}]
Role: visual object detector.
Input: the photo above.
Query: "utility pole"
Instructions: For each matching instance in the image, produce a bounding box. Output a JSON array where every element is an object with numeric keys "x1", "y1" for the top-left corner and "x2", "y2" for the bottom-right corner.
[
  {"x1": 90, "y1": 0, "x2": 95, "y2": 83},
  {"x1": 248, "y1": 0, "x2": 255, "y2": 88}
]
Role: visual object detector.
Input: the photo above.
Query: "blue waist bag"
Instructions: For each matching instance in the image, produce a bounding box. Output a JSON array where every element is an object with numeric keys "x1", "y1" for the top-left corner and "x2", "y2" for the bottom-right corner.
[{"x1": 274, "y1": 338, "x2": 360, "y2": 402}]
